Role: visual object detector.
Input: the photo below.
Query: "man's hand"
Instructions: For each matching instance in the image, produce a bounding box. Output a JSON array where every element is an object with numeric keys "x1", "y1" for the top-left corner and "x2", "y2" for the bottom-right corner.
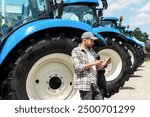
[
  {"x1": 83, "y1": 60, "x2": 102, "y2": 70},
  {"x1": 94, "y1": 60, "x2": 103, "y2": 66},
  {"x1": 105, "y1": 57, "x2": 111, "y2": 64},
  {"x1": 96, "y1": 57, "x2": 111, "y2": 70}
]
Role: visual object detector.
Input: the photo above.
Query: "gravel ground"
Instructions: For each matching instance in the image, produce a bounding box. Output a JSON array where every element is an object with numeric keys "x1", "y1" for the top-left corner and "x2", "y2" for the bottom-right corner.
[{"x1": 107, "y1": 61, "x2": 150, "y2": 100}]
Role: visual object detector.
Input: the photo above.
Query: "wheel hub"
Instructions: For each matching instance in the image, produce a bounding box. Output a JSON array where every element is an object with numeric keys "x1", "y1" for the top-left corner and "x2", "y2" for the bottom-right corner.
[{"x1": 49, "y1": 76, "x2": 62, "y2": 90}]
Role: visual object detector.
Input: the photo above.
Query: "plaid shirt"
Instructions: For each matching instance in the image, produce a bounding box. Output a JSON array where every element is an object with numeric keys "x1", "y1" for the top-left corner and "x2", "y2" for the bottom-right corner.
[{"x1": 71, "y1": 46, "x2": 99, "y2": 91}]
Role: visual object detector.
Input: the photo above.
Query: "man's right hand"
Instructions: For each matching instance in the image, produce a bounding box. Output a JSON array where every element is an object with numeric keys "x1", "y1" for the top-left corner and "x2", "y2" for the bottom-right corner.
[
  {"x1": 105, "y1": 57, "x2": 111, "y2": 64},
  {"x1": 94, "y1": 60, "x2": 103, "y2": 66}
]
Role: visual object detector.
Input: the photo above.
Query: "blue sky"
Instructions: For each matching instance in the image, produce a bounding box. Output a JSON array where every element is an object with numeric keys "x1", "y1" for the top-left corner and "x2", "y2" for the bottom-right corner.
[{"x1": 103, "y1": 0, "x2": 150, "y2": 38}]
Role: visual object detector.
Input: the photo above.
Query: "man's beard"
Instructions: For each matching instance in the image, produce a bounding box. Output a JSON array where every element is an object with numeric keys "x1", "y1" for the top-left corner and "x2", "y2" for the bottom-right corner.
[{"x1": 86, "y1": 44, "x2": 92, "y2": 50}]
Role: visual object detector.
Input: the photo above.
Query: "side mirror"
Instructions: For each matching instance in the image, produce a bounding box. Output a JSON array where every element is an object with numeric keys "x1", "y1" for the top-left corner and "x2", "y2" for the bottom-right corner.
[
  {"x1": 118, "y1": 16, "x2": 123, "y2": 29},
  {"x1": 55, "y1": 0, "x2": 63, "y2": 18},
  {"x1": 127, "y1": 25, "x2": 130, "y2": 29},
  {"x1": 119, "y1": 16, "x2": 123, "y2": 23},
  {"x1": 98, "y1": 9, "x2": 103, "y2": 17},
  {"x1": 22, "y1": 3, "x2": 30, "y2": 17},
  {"x1": 101, "y1": 0, "x2": 108, "y2": 10}
]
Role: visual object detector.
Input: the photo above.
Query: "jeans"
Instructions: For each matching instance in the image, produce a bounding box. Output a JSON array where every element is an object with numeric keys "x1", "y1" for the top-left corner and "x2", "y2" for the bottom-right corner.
[{"x1": 79, "y1": 84, "x2": 103, "y2": 100}]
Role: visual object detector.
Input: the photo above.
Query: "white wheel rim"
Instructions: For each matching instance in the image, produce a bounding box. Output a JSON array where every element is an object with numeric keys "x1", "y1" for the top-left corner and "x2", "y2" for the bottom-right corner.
[
  {"x1": 128, "y1": 49, "x2": 135, "y2": 65},
  {"x1": 26, "y1": 53, "x2": 78, "y2": 100},
  {"x1": 98, "y1": 49, "x2": 123, "y2": 81}
]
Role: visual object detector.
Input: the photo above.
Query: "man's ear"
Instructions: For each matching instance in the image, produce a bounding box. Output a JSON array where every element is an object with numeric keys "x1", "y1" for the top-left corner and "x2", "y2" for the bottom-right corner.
[{"x1": 81, "y1": 38, "x2": 85, "y2": 42}]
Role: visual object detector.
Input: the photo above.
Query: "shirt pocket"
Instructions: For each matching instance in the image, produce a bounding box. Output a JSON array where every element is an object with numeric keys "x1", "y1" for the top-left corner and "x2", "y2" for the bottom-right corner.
[{"x1": 80, "y1": 52, "x2": 89, "y2": 64}]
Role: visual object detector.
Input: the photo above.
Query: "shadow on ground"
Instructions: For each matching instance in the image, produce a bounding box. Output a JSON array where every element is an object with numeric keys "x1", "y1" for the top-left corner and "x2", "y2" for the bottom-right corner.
[
  {"x1": 139, "y1": 65, "x2": 146, "y2": 67},
  {"x1": 120, "y1": 87, "x2": 135, "y2": 90},
  {"x1": 130, "y1": 75, "x2": 142, "y2": 78},
  {"x1": 136, "y1": 69, "x2": 143, "y2": 71}
]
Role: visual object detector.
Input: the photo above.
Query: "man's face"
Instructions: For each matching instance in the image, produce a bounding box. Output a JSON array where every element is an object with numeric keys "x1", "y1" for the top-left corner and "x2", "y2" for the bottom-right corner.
[{"x1": 85, "y1": 38, "x2": 94, "y2": 49}]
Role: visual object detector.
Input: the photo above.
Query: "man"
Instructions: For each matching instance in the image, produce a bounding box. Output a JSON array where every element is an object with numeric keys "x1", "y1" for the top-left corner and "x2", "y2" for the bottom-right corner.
[{"x1": 71, "y1": 32, "x2": 111, "y2": 100}]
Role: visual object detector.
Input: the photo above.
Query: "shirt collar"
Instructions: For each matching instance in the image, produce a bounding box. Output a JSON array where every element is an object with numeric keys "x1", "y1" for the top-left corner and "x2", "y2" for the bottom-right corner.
[{"x1": 78, "y1": 44, "x2": 93, "y2": 52}]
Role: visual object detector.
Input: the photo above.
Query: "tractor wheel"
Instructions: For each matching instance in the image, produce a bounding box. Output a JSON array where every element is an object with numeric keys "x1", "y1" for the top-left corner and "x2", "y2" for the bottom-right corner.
[
  {"x1": 140, "y1": 48, "x2": 145, "y2": 64},
  {"x1": 96, "y1": 45, "x2": 130, "y2": 95},
  {"x1": 134, "y1": 47, "x2": 142, "y2": 67},
  {"x1": 1, "y1": 39, "x2": 79, "y2": 100},
  {"x1": 137, "y1": 47, "x2": 145, "y2": 65},
  {"x1": 126, "y1": 45, "x2": 138, "y2": 74}
]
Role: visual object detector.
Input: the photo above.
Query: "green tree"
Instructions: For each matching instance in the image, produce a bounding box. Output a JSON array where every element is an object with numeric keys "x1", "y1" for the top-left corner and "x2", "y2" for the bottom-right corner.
[{"x1": 132, "y1": 27, "x2": 149, "y2": 42}]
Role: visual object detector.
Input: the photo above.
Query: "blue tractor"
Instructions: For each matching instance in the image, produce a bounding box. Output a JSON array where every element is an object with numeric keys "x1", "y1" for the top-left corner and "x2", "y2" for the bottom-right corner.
[
  {"x1": 62, "y1": 0, "x2": 131, "y2": 96},
  {"x1": 100, "y1": 16, "x2": 145, "y2": 74},
  {"x1": 99, "y1": 17, "x2": 138, "y2": 75},
  {"x1": 0, "y1": 0, "x2": 107, "y2": 100},
  {"x1": 119, "y1": 25, "x2": 145, "y2": 67}
]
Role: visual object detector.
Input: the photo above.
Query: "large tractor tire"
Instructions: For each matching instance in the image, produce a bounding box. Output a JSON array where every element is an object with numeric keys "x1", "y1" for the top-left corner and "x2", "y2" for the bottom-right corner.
[
  {"x1": 134, "y1": 46, "x2": 142, "y2": 67},
  {"x1": 126, "y1": 44, "x2": 138, "y2": 74},
  {"x1": 139, "y1": 48, "x2": 145, "y2": 64},
  {"x1": 96, "y1": 45, "x2": 130, "y2": 95},
  {"x1": 137, "y1": 47, "x2": 145, "y2": 66},
  {"x1": 1, "y1": 39, "x2": 79, "y2": 100}
]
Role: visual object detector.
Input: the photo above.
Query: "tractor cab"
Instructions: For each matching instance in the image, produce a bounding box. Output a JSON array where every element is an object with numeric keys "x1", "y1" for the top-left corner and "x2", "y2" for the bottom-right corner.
[
  {"x1": 62, "y1": 0, "x2": 99, "y2": 26},
  {"x1": 0, "y1": 0, "x2": 54, "y2": 42},
  {"x1": 99, "y1": 17, "x2": 119, "y2": 28},
  {"x1": 62, "y1": 0, "x2": 108, "y2": 27}
]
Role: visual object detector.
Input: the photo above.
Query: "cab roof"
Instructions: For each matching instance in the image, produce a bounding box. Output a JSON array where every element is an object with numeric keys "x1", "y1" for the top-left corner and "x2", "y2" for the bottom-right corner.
[
  {"x1": 121, "y1": 25, "x2": 126, "y2": 29},
  {"x1": 63, "y1": 0, "x2": 99, "y2": 5},
  {"x1": 101, "y1": 17, "x2": 119, "y2": 21}
]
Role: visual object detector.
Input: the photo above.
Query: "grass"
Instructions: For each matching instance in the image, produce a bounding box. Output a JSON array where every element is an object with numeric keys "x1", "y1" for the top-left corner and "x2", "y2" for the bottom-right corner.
[{"x1": 145, "y1": 60, "x2": 150, "y2": 62}]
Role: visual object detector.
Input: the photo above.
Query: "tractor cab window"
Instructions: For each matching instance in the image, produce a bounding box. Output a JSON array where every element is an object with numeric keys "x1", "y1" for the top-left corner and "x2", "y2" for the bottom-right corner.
[
  {"x1": 0, "y1": 0, "x2": 49, "y2": 38},
  {"x1": 100, "y1": 20, "x2": 117, "y2": 28},
  {"x1": 62, "y1": 5, "x2": 97, "y2": 26}
]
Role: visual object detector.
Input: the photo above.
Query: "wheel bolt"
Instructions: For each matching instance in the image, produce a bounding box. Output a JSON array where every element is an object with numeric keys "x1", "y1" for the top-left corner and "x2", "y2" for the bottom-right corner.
[{"x1": 35, "y1": 79, "x2": 39, "y2": 84}]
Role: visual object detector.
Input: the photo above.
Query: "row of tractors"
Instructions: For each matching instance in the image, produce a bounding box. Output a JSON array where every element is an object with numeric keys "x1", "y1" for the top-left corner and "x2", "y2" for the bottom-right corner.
[{"x1": 0, "y1": 0, "x2": 145, "y2": 99}]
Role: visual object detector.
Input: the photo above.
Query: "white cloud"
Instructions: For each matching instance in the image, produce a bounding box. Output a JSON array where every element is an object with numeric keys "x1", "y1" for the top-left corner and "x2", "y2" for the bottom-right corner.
[
  {"x1": 138, "y1": 1, "x2": 150, "y2": 13},
  {"x1": 129, "y1": 1, "x2": 150, "y2": 27},
  {"x1": 105, "y1": 0, "x2": 144, "y2": 15},
  {"x1": 129, "y1": 13, "x2": 150, "y2": 26}
]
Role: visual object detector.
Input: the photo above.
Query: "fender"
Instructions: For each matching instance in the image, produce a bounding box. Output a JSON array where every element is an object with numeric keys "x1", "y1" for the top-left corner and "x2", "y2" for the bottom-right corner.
[
  {"x1": 0, "y1": 19, "x2": 106, "y2": 64},
  {"x1": 126, "y1": 35, "x2": 137, "y2": 43},
  {"x1": 126, "y1": 30, "x2": 144, "y2": 47},
  {"x1": 133, "y1": 37, "x2": 145, "y2": 47},
  {"x1": 0, "y1": 19, "x2": 92, "y2": 64},
  {"x1": 93, "y1": 27, "x2": 127, "y2": 41},
  {"x1": 92, "y1": 30, "x2": 107, "y2": 47},
  {"x1": 126, "y1": 36, "x2": 144, "y2": 47}
]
